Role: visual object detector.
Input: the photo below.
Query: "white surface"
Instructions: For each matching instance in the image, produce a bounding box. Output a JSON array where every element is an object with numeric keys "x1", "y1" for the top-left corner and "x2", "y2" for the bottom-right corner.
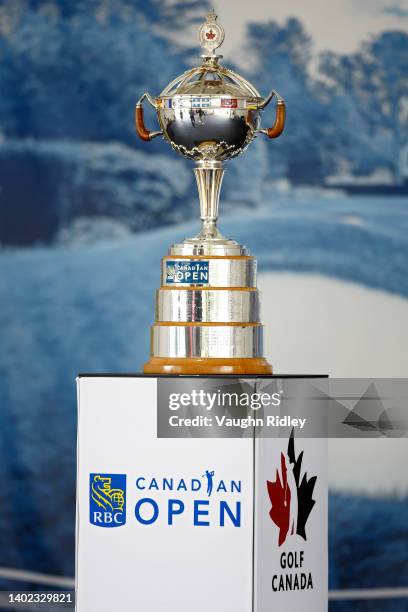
[
  {"x1": 76, "y1": 376, "x2": 328, "y2": 611},
  {"x1": 255, "y1": 438, "x2": 328, "y2": 611},
  {"x1": 76, "y1": 377, "x2": 254, "y2": 612}
]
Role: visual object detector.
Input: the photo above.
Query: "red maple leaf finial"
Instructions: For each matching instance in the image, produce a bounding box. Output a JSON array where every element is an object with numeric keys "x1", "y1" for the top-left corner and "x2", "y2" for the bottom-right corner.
[{"x1": 206, "y1": 29, "x2": 216, "y2": 40}]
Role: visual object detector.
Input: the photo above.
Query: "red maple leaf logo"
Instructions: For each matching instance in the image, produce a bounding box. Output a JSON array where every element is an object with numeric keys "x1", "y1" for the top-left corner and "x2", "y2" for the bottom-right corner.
[
  {"x1": 267, "y1": 453, "x2": 292, "y2": 546},
  {"x1": 267, "y1": 431, "x2": 317, "y2": 547},
  {"x1": 206, "y1": 29, "x2": 216, "y2": 40}
]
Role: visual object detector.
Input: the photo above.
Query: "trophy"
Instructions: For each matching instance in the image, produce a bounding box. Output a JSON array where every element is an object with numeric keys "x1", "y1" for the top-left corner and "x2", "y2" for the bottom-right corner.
[{"x1": 135, "y1": 10, "x2": 285, "y2": 375}]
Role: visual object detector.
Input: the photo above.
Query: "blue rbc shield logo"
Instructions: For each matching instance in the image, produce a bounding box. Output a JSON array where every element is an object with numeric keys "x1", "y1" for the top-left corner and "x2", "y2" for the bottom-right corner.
[{"x1": 89, "y1": 474, "x2": 126, "y2": 528}]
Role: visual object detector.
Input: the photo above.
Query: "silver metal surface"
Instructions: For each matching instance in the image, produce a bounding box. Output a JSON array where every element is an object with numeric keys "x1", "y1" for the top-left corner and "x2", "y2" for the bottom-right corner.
[
  {"x1": 151, "y1": 324, "x2": 263, "y2": 358},
  {"x1": 162, "y1": 257, "x2": 256, "y2": 287},
  {"x1": 258, "y1": 88, "x2": 284, "y2": 110},
  {"x1": 159, "y1": 63, "x2": 261, "y2": 98},
  {"x1": 195, "y1": 163, "x2": 223, "y2": 225},
  {"x1": 156, "y1": 100, "x2": 260, "y2": 162},
  {"x1": 156, "y1": 289, "x2": 259, "y2": 323},
  {"x1": 168, "y1": 237, "x2": 248, "y2": 256}
]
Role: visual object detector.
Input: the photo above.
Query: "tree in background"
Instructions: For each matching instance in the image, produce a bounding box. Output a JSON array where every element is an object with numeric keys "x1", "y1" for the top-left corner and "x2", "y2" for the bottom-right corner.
[
  {"x1": 0, "y1": 0, "x2": 208, "y2": 143},
  {"x1": 245, "y1": 19, "x2": 408, "y2": 185},
  {"x1": 0, "y1": 0, "x2": 211, "y2": 246},
  {"x1": 319, "y1": 31, "x2": 408, "y2": 181},
  {"x1": 245, "y1": 18, "x2": 334, "y2": 185}
]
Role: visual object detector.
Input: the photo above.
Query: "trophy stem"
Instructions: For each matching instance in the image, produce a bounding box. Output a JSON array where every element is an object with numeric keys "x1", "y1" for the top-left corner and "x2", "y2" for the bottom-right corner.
[{"x1": 194, "y1": 161, "x2": 225, "y2": 241}]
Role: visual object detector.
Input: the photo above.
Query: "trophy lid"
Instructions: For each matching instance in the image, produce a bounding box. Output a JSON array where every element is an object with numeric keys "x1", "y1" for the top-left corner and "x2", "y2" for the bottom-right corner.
[{"x1": 159, "y1": 10, "x2": 261, "y2": 102}]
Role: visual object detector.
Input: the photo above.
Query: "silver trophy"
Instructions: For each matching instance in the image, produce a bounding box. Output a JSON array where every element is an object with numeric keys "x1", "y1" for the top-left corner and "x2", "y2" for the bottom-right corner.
[{"x1": 136, "y1": 10, "x2": 285, "y2": 375}]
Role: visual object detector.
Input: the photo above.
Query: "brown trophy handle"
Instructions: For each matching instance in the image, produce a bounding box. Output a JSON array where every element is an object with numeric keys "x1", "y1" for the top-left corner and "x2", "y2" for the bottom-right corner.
[
  {"x1": 135, "y1": 93, "x2": 162, "y2": 142},
  {"x1": 266, "y1": 99, "x2": 286, "y2": 139},
  {"x1": 135, "y1": 104, "x2": 153, "y2": 142}
]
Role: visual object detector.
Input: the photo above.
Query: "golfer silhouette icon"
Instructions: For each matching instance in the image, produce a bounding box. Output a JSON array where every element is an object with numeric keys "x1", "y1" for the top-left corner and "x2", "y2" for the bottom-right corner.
[{"x1": 203, "y1": 470, "x2": 215, "y2": 497}]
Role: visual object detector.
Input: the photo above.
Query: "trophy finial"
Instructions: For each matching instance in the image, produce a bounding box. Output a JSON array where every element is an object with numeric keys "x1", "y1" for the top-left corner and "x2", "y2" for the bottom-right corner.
[{"x1": 198, "y1": 9, "x2": 225, "y2": 56}]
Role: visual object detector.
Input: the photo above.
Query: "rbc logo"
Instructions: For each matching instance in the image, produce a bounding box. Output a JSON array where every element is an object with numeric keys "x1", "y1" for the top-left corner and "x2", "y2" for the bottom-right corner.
[{"x1": 90, "y1": 474, "x2": 126, "y2": 528}]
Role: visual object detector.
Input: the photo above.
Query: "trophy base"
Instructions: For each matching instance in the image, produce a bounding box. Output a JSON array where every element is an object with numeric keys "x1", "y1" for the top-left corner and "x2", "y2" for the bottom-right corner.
[{"x1": 143, "y1": 357, "x2": 272, "y2": 375}]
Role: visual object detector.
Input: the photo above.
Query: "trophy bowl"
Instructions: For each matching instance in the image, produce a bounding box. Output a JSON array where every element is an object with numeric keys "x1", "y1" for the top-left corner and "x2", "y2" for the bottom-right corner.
[
  {"x1": 136, "y1": 61, "x2": 285, "y2": 161},
  {"x1": 154, "y1": 61, "x2": 264, "y2": 161},
  {"x1": 135, "y1": 12, "x2": 285, "y2": 162}
]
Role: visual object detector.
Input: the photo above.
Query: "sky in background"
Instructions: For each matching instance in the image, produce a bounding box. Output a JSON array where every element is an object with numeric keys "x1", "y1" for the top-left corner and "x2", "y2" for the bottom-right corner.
[{"x1": 214, "y1": 0, "x2": 408, "y2": 58}]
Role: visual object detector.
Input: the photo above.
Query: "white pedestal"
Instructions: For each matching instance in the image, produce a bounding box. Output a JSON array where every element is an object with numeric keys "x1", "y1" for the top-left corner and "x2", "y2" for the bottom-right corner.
[{"x1": 76, "y1": 375, "x2": 328, "y2": 611}]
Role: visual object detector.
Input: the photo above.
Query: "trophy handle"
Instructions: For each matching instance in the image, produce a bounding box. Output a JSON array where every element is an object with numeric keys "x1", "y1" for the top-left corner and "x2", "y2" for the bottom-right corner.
[
  {"x1": 258, "y1": 90, "x2": 286, "y2": 139},
  {"x1": 135, "y1": 93, "x2": 163, "y2": 142}
]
